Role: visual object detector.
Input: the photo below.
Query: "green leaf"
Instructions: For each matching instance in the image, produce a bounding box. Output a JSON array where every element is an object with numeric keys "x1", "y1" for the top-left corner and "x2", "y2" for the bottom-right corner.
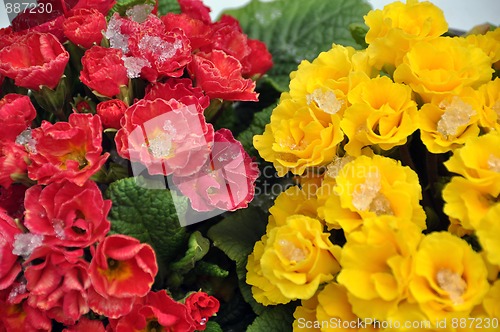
[
  {"x1": 194, "y1": 261, "x2": 229, "y2": 278},
  {"x1": 224, "y1": 0, "x2": 372, "y2": 91},
  {"x1": 246, "y1": 305, "x2": 296, "y2": 332},
  {"x1": 105, "y1": 177, "x2": 189, "y2": 263},
  {"x1": 201, "y1": 321, "x2": 223, "y2": 332},
  {"x1": 236, "y1": 103, "x2": 275, "y2": 158},
  {"x1": 207, "y1": 206, "x2": 267, "y2": 266},
  {"x1": 169, "y1": 231, "x2": 210, "y2": 274},
  {"x1": 349, "y1": 22, "x2": 369, "y2": 48},
  {"x1": 157, "y1": 0, "x2": 181, "y2": 16},
  {"x1": 108, "y1": 0, "x2": 156, "y2": 19}
]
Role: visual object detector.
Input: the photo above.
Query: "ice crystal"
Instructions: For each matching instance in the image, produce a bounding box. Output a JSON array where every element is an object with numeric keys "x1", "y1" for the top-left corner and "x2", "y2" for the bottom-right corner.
[
  {"x1": 436, "y1": 97, "x2": 476, "y2": 137},
  {"x1": 15, "y1": 128, "x2": 37, "y2": 153},
  {"x1": 51, "y1": 218, "x2": 66, "y2": 240},
  {"x1": 487, "y1": 154, "x2": 500, "y2": 172},
  {"x1": 8, "y1": 282, "x2": 27, "y2": 302},
  {"x1": 325, "y1": 155, "x2": 355, "y2": 179},
  {"x1": 352, "y1": 171, "x2": 381, "y2": 211},
  {"x1": 122, "y1": 56, "x2": 150, "y2": 78},
  {"x1": 12, "y1": 233, "x2": 44, "y2": 259},
  {"x1": 105, "y1": 15, "x2": 129, "y2": 53},
  {"x1": 436, "y1": 268, "x2": 466, "y2": 305},
  {"x1": 369, "y1": 193, "x2": 393, "y2": 216},
  {"x1": 138, "y1": 36, "x2": 182, "y2": 63},
  {"x1": 126, "y1": 4, "x2": 154, "y2": 23},
  {"x1": 278, "y1": 239, "x2": 308, "y2": 262},
  {"x1": 147, "y1": 133, "x2": 173, "y2": 159},
  {"x1": 306, "y1": 88, "x2": 343, "y2": 115}
]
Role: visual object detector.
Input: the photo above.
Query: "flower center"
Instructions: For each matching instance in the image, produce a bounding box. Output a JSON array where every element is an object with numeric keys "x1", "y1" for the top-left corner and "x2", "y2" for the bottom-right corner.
[
  {"x1": 436, "y1": 268, "x2": 467, "y2": 305},
  {"x1": 146, "y1": 320, "x2": 164, "y2": 332},
  {"x1": 306, "y1": 88, "x2": 343, "y2": 115},
  {"x1": 147, "y1": 133, "x2": 173, "y2": 159},
  {"x1": 487, "y1": 154, "x2": 500, "y2": 173},
  {"x1": 278, "y1": 239, "x2": 308, "y2": 263},
  {"x1": 436, "y1": 97, "x2": 476, "y2": 138}
]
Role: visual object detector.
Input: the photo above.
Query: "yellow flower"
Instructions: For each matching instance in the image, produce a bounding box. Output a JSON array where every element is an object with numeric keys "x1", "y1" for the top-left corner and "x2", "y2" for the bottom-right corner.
[
  {"x1": 316, "y1": 282, "x2": 379, "y2": 332},
  {"x1": 408, "y1": 232, "x2": 489, "y2": 321},
  {"x1": 418, "y1": 89, "x2": 481, "y2": 154},
  {"x1": 253, "y1": 97, "x2": 344, "y2": 176},
  {"x1": 293, "y1": 294, "x2": 321, "y2": 332},
  {"x1": 247, "y1": 215, "x2": 341, "y2": 304},
  {"x1": 337, "y1": 216, "x2": 423, "y2": 321},
  {"x1": 466, "y1": 27, "x2": 500, "y2": 65},
  {"x1": 477, "y1": 78, "x2": 500, "y2": 130},
  {"x1": 328, "y1": 155, "x2": 426, "y2": 233},
  {"x1": 481, "y1": 279, "x2": 500, "y2": 320},
  {"x1": 364, "y1": 0, "x2": 448, "y2": 69},
  {"x1": 394, "y1": 36, "x2": 493, "y2": 102},
  {"x1": 476, "y1": 204, "x2": 500, "y2": 267},
  {"x1": 341, "y1": 76, "x2": 418, "y2": 156}
]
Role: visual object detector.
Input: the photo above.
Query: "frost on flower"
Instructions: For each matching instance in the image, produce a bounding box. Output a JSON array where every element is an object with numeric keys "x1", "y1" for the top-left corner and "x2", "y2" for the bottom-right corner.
[
  {"x1": 487, "y1": 154, "x2": 500, "y2": 173},
  {"x1": 122, "y1": 56, "x2": 150, "y2": 79},
  {"x1": 325, "y1": 155, "x2": 355, "y2": 179},
  {"x1": 126, "y1": 4, "x2": 154, "y2": 23},
  {"x1": 105, "y1": 14, "x2": 129, "y2": 54},
  {"x1": 436, "y1": 96, "x2": 476, "y2": 138},
  {"x1": 436, "y1": 268, "x2": 467, "y2": 305},
  {"x1": 15, "y1": 128, "x2": 37, "y2": 153},
  {"x1": 306, "y1": 88, "x2": 343, "y2": 115},
  {"x1": 8, "y1": 282, "x2": 27, "y2": 302},
  {"x1": 351, "y1": 170, "x2": 394, "y2": 215},
  {"x1": 138, "y1": 35, "x2": 183, "y2": 63},
  {"x1": 12, "y1": 233, "x2": 44, "y2": 258}
]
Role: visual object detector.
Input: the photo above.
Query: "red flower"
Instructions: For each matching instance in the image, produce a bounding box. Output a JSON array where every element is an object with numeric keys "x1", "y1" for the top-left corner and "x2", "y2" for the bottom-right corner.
[
  {"x1": 115, "y1": 98, "x2": 214, "y2": 177},
  {"x1": 88, "y1": 235, "x2": 158, "y2": 318},
  {"x1": 63, "y1": 317, "x2": 106, "y2": 332},
  {"x1": 96, "y1": 99, "x2": 128, "y2": 130},
  {"x1": 28, "y1": 113, "x2": 109, "y2": 186},
  {"x1": 204, "y1": 15, "x2": 250, "y2": 64},
  {"x1": 70, "y1": 0, "x2": 116, "y2": 16},
  {"x1": 24, "y1": 180, "x2": 111, "y2": 248},
  {"x1": 0, "y1": 94, "x2": 37, "y2": 140},
  {"x1": 24, "y1": 246, "x2": 90, "y2": 325},
  {"x1": 173, "y1": 129, "x2": 259, "y2": 212},
  {"x1": 0, "y1": 298, "x2": 52, "y2": 332},
  {"x1": 178, "y1": 0, "x2": 212, "y2": 24},
  {"x1": 0, "y1": 211, "x2": 22, "y2": 291},
  {"x1": 0, "y1": 142, "x2": 30, "y2": 189},
  {"x1": 12, "y1": 9, "x2": 67, "y2": 42},
  {"x1": 241, "y1": 39, "x2": 273, "y2": 78},
  {"x1": 80, "y1": 46, "x2": 129, "y2": 97},
  {"x1": 63, "y1": 8, "x2": 107, "y2": 49},
  {"x1": 111, "y1": 290, "x2": 196, "y2": 332},
  {"x1": 145, "y1": 78, "x2": 210, "y2": 112},
  {"x1": 185, "y1": 292, "x2": 220, "y2": 331},
  {"x1": 162, "y1": 13, "x2": 212, "y2": 50},
  {"x1": 188, "y1": 50, "x2": 258, "y2": 101},
  {"x1": 128, "y1": 27, "x2": 192, "y2": 81},
  {"x1": 0, "y1": 32, "x2": 69, "y2": 91},
  {"x1": 0, "y1": 184, "x2": 27, "y2": 219}
]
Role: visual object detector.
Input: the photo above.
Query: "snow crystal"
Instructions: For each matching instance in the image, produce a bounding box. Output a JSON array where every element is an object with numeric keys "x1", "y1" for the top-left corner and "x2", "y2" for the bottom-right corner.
[
  {"x1": 51, "y1": 218, "x2": 66, "y2": 240},
  {"x1": 138, "y1": 36, "x2": 183, "y2": 63},
  {"x1": 163, "y1": 120, "x2": 177, "y2": 136},
  {"x1": 351, "y1": 171, "x2": 381, "y2": 211},
  {"x1": 487, "y1": 154, "x2": 500, "y2": 173},
  {"x1": 436, "y1": 268, "x2": 466, "y2": 305},
  {"x1": 126, "y1": 4, "x2": 154, "y2": 23},
  {"x1": 306, "y1": 88, "x2": 343, "y2": 115},
  {"x1": 436, "y1": 97, "x2": 476, "y2": 138},
  {"x1": 15, "y1": 128, "x2": 37, "y2": 153},
  {"x1": 12, "y1": 233, "x2": 44, "y2": 259},
  {"x1": 105, "y1": 15, "x2": 129, "y2": 53},
  {"x1": 122, "y1": 56, "x2": 150, "y2": 79},
  {"x1": 369, "y1": 193, "x2": 393, "y2": 216},
  {"x1": 8, "y1": 282, "x2": 27, "y2": 302},
  {"x1": 278, "y1": 239, "x2": 308, "y2": 262},
  {"x1": 146, "y1": 133, "x2": 173, "y2": 159},
  {"x1": 325, "y1": 155, "x2": 355, "y2": 179}
]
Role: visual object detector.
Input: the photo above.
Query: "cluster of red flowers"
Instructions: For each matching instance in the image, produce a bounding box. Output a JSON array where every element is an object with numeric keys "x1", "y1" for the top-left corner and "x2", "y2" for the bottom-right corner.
[{"x1": 0, "y1": 0, "x2": 271, "y2": 330}]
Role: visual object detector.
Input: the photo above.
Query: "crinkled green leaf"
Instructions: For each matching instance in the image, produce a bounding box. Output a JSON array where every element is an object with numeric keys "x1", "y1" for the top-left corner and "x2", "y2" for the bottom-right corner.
[
  {"x1": 247, "y1": 305, "x2": 296, "y2": 332},
  {"x1": 202, "y1": 321, "x2": 223, "y2": 332},
  {"x1": 236, "y1": 103, "x2": 275, "y2": 158},
  {"x1": 157, "y1": 0, "x2": 181, "y2": 16},
  {"x1": 107, "y1": 0, "x2": 156, "y2": 18},
  {"x1": 194, "y1": 261, "x2": 229, "y2": 278},
  {"x1": 169, "y1": 231, "x2": 210, "y2": 275},
  {"x1": 224, "y1": 0, "x2": 372, "y2": 91},
  {"x1": 105, "y1": 177, "x2": 189, "y2": 263},
  {"x1": 207, "y1": 206, "x2": 267, "y2": 266},
  {"x1": 350, "y1": 22, "x2": 369, "y2": 48}
]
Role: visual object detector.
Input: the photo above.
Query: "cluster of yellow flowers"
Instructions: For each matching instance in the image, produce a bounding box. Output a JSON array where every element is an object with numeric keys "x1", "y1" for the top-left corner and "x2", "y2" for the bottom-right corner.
[{"x1": 249, "y1": 0, "x2": 500, "y2": 330}]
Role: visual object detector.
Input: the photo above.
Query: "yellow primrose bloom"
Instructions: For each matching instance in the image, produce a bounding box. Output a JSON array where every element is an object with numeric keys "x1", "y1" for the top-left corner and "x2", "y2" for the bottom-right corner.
[
  {"x1": 444, "y1": 130, "x2": 500, "y2": 195},
  {"x1": 248, "y1": 214, "x2": 341, "y2": 304},
  {"x1": 337, "y1": 216, "x2": 423, "y2": 321},
  {"x1": 254, "y1": 97, "x2": 344, "y2": 177},
  {"x1": 394, "y1": 36, "x2": 493, "y2": 102},
  {"x1": 408, "y1": 232, "x2": 490, "y2": 322},
  {"x1": 476, "y1": 204, "x2": 500, "y2": 267},
  {"x1": 316, "y1": 282, "x2": 379, "y2": 332},
  {"x1": 288, "y1": 44, "x2": 371, "y2": 119},
  {"x1": 418, "y1": 89, "x2": 481, "y2": 154},
  {"x1": 293, "y1": 294, "x2": 321, "y2": 332},
  {"x1": 341, "y1": 76, "x2": 418, "y2": 156},
  {"x1": 481, "y1": 279, "x2": 500, "y2": 321},
  {"x1": 364, "y1": 0, "x2": 448, "y2": 69},
  {"x1": 465, "y1": 27, "x2": 500, "y2": 65},
  {"x1": 477, "y1": 78, "x2": 500, "y2": 130},
  {"x1": 330, "y1": 155, "x2": 426, "y2": 233}
]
